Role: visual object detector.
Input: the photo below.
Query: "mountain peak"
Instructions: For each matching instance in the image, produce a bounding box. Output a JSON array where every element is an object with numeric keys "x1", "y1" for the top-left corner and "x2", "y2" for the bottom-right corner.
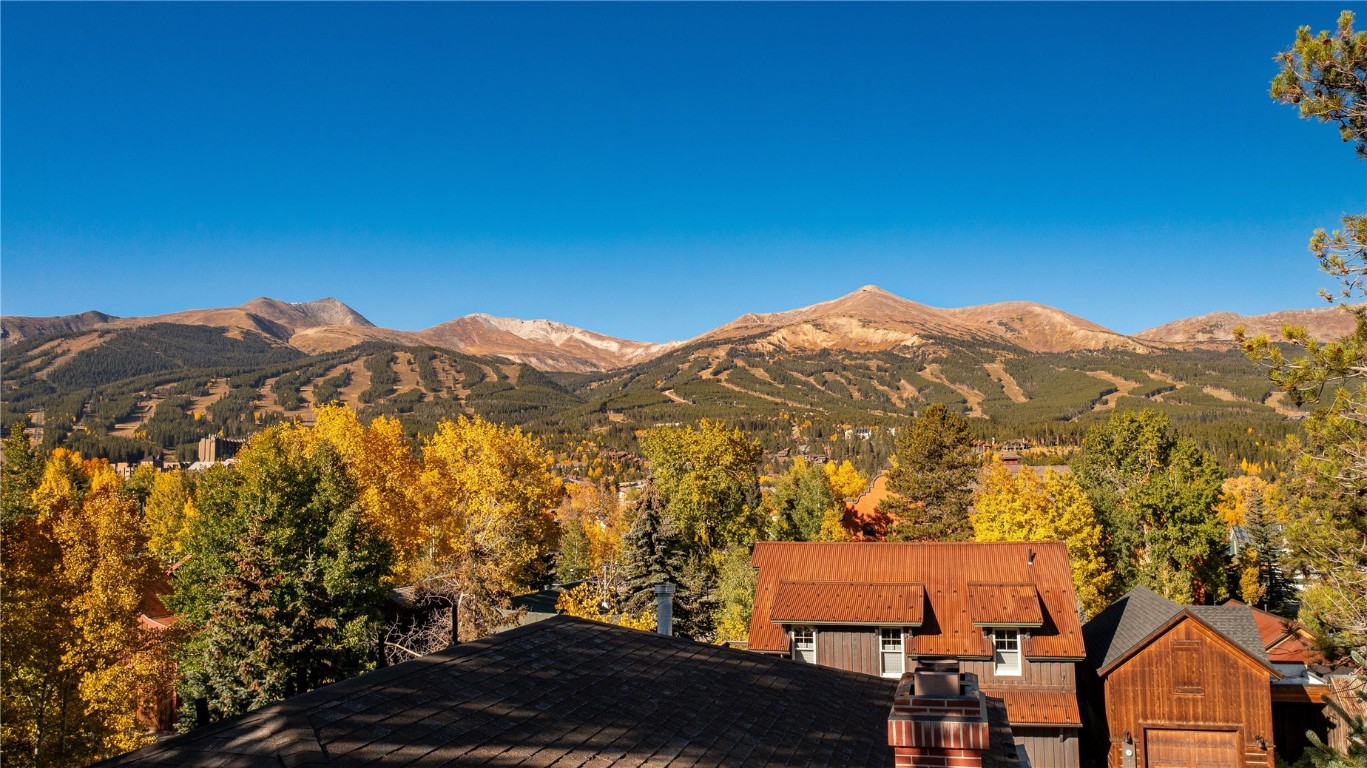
[{"x1": 241, "y1": 297, "x2": 374, "y2": 328}]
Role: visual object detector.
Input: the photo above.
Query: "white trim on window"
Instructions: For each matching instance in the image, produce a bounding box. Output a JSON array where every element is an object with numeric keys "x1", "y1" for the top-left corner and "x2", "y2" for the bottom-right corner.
[
  {"x1": 792, "y1": 626, "x2": 816, "y2": 664},
  {"x1": 879, "y1": 627, "x2": 905, "y2": 678},
  {"x1": 992, "y1": 628, "x2": 1022, "y2": 676}
]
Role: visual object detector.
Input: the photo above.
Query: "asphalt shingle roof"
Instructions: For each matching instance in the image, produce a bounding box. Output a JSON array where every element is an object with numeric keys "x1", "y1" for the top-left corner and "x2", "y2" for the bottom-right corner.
[
  {"x1": 101, "y1": 615, "x2": 902, "y2": 768},
  {"x1": 1082, "y1": 586, "x2": 1269, "y2": 673}
]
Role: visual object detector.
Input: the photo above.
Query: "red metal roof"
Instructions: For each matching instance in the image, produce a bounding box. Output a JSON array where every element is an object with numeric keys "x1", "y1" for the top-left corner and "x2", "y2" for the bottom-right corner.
[
  {"x1": 1225, "y1": 599, "x2": 1321, "y2": 664},
  {"x1": 771, "y1": 581, "x2": 925, "y2": 625},
  {"x1": 982, "y1": 688, "x2": 1081, "y2": 726},
  {"x1": 968, "y1": 583, "x2": 1043, "y2": 627},
  {"x1": 749, "y1": 542, "x2": 1085, "y2": 659}
]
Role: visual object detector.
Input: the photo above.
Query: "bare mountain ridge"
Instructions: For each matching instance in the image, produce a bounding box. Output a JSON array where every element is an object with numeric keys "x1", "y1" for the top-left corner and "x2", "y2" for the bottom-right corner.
[
  {"x1": 701, "y1": 286, "x2": 1150, "y2": 355},
  {"x1": 0, "y1": 310, "x2": 118, "y2": 341},
  {"x1": 5, "y1": 287, "x2": 1353, "y2": 374},
  {"x1": 1, "y1": 298, "x2": 375, "y2": 344},
  {"x1": 419, "y1": 315, "x2": 679, "y2": 374},
  {"x1": 1136, "y1": 305, "x2": 1358, "y2": 344}
]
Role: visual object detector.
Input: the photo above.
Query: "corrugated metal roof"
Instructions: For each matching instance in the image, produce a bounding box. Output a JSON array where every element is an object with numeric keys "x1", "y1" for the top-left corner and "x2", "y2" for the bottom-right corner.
[
  {"x1": 771, "y1": 581, "x2": 924, "y2": 625},
  {"x1": 749, "y1": 542, "x2": 1085, "y2": 660},
  {"x1": 968, "y1": 583, "x2": 1043, "y2": 627},
  {"x1": 1226, "y1": 598, "x2": 1322, "y2": 664},
  {"x1": 982, "y1": 688, "x2": 1082, "y2": 726}
]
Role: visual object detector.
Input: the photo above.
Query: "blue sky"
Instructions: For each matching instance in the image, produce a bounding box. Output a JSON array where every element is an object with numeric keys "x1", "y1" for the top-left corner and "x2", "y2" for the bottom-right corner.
[{"x1": 3, "y1": 2, "x2": 1364, "y2": 342}]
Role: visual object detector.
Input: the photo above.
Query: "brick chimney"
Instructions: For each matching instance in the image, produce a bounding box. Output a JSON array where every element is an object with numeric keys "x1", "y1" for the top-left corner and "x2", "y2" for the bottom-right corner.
[{"x1": 888, "y1": 660, "x2": 994, "y2": 768}]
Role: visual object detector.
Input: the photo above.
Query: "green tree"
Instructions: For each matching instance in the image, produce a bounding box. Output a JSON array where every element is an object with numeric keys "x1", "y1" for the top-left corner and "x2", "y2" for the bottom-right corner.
[
  {"x1": 713, "y1": 545, "x2": 758, "y2": 642},
  {"x1": 1073, "y1": 410, "x2": 1227, "y2": 603},
  {"x1": 619, "y1": 485, "x2": 687, "y2": 622},
  {"x1": 170, "y1": 426, "x2": 392, "y2": 724},
  {"x1": 1271, "y1": 10, "x2": 1367, "y2": 157},
  {"x1": 638, "y1": 419, "x2": 764, "y2": 554},
  {"x1": 768, "y1": 457, "x2": 837, "y2": 541},
  {"x1": 1240, "y1": 10, "x2": 1367, "y2": 673},
  {"x1": 1240, "y1": 493, "x2": 1293, "y2": 611},
  {"x1": 557, "y1": 516, "x2": 592, "y2": 583},
  {"x1": 884, "y1": 404, "x2": 978, "y2": 541}
]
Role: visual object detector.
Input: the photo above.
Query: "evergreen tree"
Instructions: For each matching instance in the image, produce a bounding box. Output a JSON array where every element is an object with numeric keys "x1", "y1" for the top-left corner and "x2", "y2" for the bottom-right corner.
[
  {"x1": 1243, "y1": 493, "x2": 1292, "y2": 611},
  {"x1": 619, "y1": 485, "x2": 686, "y2": 619},
  {"x1": 172, "y1": 427, "x2": 392, "y2": 724},
  {"x1": 884, "y1": 404, "x2": 978, "y2": 541}
]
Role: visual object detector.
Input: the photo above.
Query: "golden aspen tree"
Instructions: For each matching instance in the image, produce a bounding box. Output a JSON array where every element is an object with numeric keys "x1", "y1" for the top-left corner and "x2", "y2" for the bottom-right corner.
[
  {"x1": 1215, "y1": 474, "x2": 1279, "y2": 528},
  {"x1": 554, "y1": 583, "x2": 655, "y2": 631},
  {"x1": 415, "y1": 416, "x2": 562, "y2": 640},
  {"x1": 2, "y1": 442, "x2": 170, "y2": 767},
  {"x1": 971, "y1": 457, "x2": 1111, "y2": 618},
  {"x1": 53, "y1": 465, "x2": 169, "y2": 757},
  {"x1": 823, "y1": 459, "x2": 869, "y2": 500},
  {"x1": 305, "y1": 405, "x2": 425, "y2": 579},
  {"x1": 143, "y1": 470, "x2": 196, "y2": 563}
]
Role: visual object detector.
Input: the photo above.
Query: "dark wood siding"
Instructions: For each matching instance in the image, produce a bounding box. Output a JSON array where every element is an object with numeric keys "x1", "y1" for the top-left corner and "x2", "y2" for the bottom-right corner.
[
  {"x1": 813, "y1": 626, "x2": 881, "y2": 677},
  {"x1": 1100, "y1": 616, "x2": 1274, "y2": 768},
  {"x1": 959, "y1": 657, "x2": 1077, "y2": 690},
  {"x1": 1013, "y1": 727, "x2": 1081, "y2": 768}
]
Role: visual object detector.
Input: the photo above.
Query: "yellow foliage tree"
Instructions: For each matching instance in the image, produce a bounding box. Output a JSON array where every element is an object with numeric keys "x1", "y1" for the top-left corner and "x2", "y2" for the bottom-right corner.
[
  {"x1": 303, "y1": 405, "x2": 426, "y2": 580},
  {"x1": 558, "y1": 482, "x2": 630, "y2": 577},
  {"x1": 823, "y1": 459, "x2": 869, "y2": 500},
  {"x1": 1215, "y1": 474, "x2": 1280, "y2": 528},
  {"x1": 143, "y1": 470, "x2": 195, "y2": 563},
  {"x1": 2, "y1": 443, "x2": 172, "y2": 767},
  {"x1": 971, "y1": 458, "x2": 1112, "y2": 618},
  {"x1": 554, "y1": 582, "x2": 656, "y2": 631},
  {"x1": 415, "y1": 416, "x2": 563, "y2": 639},
  {"x1": 816, "y1": 507, "x2": 853, "y2": 541}
]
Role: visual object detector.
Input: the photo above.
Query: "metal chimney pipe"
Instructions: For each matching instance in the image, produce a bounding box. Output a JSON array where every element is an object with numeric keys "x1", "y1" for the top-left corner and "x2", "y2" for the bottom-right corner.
[{"x1": 654, "y1": 582, "x2": 676, "y2": 636}]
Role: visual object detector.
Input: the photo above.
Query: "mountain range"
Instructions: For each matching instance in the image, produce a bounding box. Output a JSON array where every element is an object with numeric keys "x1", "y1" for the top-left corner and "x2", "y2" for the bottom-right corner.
[
  {"x1": 2, "y1": 285, "x2": 1350, "y2": 373},
  {"x1": 0, "y1": 286, "x2": 1336, "y2": 470}
]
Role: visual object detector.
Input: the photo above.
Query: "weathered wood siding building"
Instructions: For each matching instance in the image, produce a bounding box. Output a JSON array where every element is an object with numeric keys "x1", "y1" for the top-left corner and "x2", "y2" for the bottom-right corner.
[
  {"x1": 1082, "y1": 586, "x2": 1278, "y2": 768},
  {"x1": 748, "y1": 542, "x2": 1085, "y2": 768}
]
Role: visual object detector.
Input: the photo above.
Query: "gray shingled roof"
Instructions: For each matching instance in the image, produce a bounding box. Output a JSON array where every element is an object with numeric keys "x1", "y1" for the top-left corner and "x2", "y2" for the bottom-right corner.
[
  {"x1": 101, "y1": 615, "x2": 905, "y2": 767},
  {"x1": 1082, "y1": 585, "x2": 1269, "y2": 673}
]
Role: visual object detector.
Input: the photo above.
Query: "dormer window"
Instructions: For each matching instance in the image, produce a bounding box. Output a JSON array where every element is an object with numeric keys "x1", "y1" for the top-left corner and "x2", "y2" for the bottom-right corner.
[
  {"x1": 879, "y1": 628, "x2": 905, "y2": 678},
  {"x1": 992, "y1": 628, "x2": 1021, "y2": 676},
  {"x1": 792, "y1": 627, "x2": 816, "y2": 664}
]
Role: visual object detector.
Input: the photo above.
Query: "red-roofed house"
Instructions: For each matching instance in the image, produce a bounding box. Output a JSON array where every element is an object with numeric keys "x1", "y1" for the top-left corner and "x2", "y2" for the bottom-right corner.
[{"x1": 748, "y1": 541, "x2": 1085, "y2": 768}]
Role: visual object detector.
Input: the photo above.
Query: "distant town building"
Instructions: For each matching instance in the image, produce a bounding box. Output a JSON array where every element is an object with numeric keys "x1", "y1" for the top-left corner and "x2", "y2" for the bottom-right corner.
[{"x1": 197, "y1": 435, "x2": 245, "y2": 464}]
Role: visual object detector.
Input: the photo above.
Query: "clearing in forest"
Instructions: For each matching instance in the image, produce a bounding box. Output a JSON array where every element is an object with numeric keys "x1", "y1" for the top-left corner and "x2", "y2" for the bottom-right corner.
[
  {"x1": 918, "y1": 364, "x2": 985, "y2": 418},
  {"x1": 110, "y1": 393, "x2": 165, "y2": 438},
  {"x1": 983, "y1": 361, "x2": 1028, "y2": 404},
  {"x1": 1085, "y1": 371, "x2": 1140, "y2": 412}
]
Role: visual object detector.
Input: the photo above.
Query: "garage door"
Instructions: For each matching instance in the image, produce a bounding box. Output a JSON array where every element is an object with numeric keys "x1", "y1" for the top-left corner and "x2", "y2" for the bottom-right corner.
[{"x1": 1146, "y1": 729, "x2": 1240, "y2": 767}]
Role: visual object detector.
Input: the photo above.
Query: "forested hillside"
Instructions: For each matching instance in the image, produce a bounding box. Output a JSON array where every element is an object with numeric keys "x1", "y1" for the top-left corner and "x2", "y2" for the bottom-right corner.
[{"x1": 0, "y1": 320, "x2": 1303, "y2": 473}]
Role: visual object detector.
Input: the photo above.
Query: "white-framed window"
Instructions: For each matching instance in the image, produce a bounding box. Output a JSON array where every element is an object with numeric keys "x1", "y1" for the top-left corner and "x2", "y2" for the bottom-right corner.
[
  {"x1": 992, "y1": 629, "x2": 1021, "y2": 676},
  {"x1": 879, "y1": 628, "x2": 905, "y2": 677},
  {"x1": 792, "y1": 627, "x2": 816, "y2": 664}
]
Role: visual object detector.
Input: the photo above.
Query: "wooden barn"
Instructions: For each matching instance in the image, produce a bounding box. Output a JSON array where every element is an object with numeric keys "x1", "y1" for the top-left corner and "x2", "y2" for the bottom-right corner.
[
  {"x1": 748, "y1": 541, "x2": 1085, "y2": 768},
  {"x1": 1081, "y1": 586, "x2": 1278, "y2": 767}
]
